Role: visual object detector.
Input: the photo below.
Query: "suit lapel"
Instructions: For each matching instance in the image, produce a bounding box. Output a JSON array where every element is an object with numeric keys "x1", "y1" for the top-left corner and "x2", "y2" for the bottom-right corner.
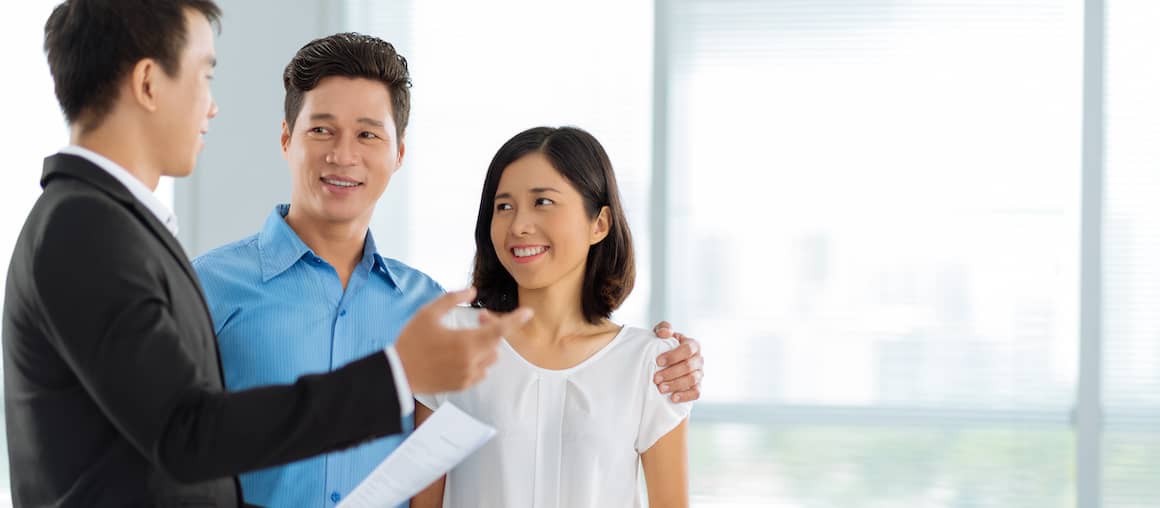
[{"x1": 130, "y1": 199, "x2": 208, "y2": 295}]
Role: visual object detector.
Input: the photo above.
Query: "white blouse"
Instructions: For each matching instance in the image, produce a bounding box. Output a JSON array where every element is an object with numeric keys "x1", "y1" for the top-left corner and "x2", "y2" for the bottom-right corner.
[{"x1": 416, "y1": 307, "x2": 692, "y2": 508}]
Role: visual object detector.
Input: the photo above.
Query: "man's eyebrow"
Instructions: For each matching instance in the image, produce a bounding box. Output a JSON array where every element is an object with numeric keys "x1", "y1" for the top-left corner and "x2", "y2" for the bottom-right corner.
[{"x1": 357, "y1": 118, "x2": 385, "y2": 128}]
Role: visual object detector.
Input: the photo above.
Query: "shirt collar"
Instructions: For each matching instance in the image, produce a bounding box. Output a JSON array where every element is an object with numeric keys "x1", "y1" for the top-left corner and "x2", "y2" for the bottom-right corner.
[
  {"x1": 58, "y1": 145, "x2": 179, "y2": 236},
  {"x1": 257, "y1": 204, "x2": 399, "y2": 290},
  {"x1": 363, "y1": 227, "x2": 402, "y2": 293}
]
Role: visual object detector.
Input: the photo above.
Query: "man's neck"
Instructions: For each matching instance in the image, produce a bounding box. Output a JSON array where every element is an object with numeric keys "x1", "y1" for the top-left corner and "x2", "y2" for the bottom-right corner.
[
  {"x1": 71, "y1": 118, "x2": 161, "y2": 191},
  {"x1": 283, "y1": 208, "x2": 369, "y2": 287}
]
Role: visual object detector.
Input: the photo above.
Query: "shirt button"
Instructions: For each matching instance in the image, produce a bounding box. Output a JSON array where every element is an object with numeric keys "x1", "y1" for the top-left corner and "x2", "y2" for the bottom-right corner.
[
  {"x1": 331, "y1": 491, "x2": 341, "y2": 502},
  {"x1": 339, "y1": 309, "x2": 347, "y2": 317}
]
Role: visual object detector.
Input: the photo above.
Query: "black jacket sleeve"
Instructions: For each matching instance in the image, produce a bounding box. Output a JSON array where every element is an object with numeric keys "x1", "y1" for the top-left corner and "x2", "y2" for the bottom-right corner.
[{"x1": 31, "y1": 194, "x2": 405, "y2": 482}]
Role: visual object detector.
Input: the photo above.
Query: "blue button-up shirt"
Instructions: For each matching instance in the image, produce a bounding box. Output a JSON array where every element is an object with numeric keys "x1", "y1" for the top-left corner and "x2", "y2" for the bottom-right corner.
[{"x1": 193, "y1": 204, "x2": 444, "y2": 508}]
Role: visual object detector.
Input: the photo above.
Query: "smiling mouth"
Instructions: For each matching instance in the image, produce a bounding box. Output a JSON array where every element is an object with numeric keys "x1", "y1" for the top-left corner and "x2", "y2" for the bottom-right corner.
[
  {"x1": 320, "y1": 177, "x2": 362, "y2": 188},
  {"x1": 512, "y1": 246, "x2": 549, "y2": 258}
]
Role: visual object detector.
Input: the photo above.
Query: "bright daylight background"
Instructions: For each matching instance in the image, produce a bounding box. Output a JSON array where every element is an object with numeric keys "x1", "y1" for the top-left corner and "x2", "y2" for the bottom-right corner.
[{"x1": 1, "y1": 0, "x2": 1158, "y2": 507}]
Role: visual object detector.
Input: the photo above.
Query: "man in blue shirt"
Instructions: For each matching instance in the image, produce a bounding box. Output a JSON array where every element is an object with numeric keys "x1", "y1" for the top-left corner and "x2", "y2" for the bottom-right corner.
[{"x1": 193, "y1": 33, "x2": 704, "y2": 508}]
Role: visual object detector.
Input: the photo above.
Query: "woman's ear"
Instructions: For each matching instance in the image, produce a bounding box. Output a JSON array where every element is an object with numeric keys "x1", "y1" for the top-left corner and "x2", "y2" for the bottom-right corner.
[{"x1": 590, "y1": 206, "x2": 611, "y2": 245}]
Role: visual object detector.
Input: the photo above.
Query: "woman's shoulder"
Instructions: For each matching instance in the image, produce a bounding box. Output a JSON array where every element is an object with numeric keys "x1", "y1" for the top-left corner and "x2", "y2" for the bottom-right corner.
[{"x1": 612, "y1": 325, "x2": 680, "y2": 358}]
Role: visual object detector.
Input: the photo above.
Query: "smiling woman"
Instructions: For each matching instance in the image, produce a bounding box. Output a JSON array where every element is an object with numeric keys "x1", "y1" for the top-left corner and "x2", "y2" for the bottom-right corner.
[
  {"x1": 473, "y1": 127, "x2": 634, "y2": 325},
  {"x1": 412, "y1": 126, "x2": 690, "y2": 508}
]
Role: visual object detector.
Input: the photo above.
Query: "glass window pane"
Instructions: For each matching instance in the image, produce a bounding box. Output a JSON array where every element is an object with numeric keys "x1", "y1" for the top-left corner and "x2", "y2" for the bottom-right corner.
[
  {"x1": 1103, "y1": 2, "x2": 1160, "y2": 506},
  {"x1": 667, "y1": 0, "x2": 1081, "y2": 408},
  {"x1": 691, "y1": 422, "x2": 1074, "y2": 507},
  {"x1": 666, "y1": 0, "x2": 1082, "y2": 504}
]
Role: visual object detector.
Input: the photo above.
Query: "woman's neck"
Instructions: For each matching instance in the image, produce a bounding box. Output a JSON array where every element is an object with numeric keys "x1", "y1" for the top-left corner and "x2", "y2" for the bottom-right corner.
[
  {"x1": 514, "y1": 282, "x2": 599, "y2": 344},
  {"x1": 509, "y1": 278, "x2": 621, "y2": 371}
]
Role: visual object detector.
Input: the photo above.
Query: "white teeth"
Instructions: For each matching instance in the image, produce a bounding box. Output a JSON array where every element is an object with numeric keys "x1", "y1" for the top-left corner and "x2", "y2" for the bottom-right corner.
[
  {"x1": 322, "y1": 178, "x2": 359, "y2": 188},
  {"x1": 513, "y1": 246, "x2": 547, "y2": 258}
]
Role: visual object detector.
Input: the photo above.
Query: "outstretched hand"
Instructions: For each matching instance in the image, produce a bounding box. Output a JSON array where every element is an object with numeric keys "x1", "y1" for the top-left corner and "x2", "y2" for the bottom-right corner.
[{"x1": 396, "y1": 288, "x2": 533, "y2": 394}]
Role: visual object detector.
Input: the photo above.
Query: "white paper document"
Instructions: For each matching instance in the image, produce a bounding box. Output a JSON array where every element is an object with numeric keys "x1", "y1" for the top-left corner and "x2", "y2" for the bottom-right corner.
[{"x1": 336, "y1": 402, "x2": 495, "y2": 508}]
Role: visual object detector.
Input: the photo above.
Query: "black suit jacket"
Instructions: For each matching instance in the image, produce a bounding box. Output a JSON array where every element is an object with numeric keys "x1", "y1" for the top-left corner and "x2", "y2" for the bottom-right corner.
[{"x1": 3, "y1": 154, "x2": 405, "y2": 507}]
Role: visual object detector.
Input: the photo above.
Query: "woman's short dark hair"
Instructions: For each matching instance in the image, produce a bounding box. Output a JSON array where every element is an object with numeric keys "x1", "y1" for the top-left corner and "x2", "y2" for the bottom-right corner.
[
  {"x1": 44, "y1": 0, "x2": 222, "y2": 132},
  {"x1": 282, "y1": 33, "x2": 411, "y2": 141},
  {"x1": 471, "y1": 126, "x2": 635, "y2": 324}
]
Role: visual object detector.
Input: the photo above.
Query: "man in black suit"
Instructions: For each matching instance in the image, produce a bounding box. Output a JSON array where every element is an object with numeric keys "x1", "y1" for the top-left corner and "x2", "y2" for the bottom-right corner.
[{"x1": 1, "y1": 1, "x2": 531, "y2": 506}]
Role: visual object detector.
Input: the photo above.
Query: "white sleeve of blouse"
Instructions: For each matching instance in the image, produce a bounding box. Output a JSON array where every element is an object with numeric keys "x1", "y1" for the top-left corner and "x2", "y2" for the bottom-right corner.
[{"x1": 634, "y1": 337, "x2": 693, "y2": 453}]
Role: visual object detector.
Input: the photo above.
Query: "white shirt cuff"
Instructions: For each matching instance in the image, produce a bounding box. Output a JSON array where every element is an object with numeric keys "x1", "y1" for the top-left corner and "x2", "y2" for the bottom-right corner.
[{"x1": 383, "y1": 346, "x2": 415, "y2": 417}]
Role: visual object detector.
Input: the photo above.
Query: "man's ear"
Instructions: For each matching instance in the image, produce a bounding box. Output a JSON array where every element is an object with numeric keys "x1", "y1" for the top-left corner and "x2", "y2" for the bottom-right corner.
[
  {"x1": 280, "y1": 120, "x2": 291, "y2": 157},
  {"x1": 590, "y1": 206, "x2": 611, "y2": 245},
  {"x1": 128, "y1": 58, "x2": 162, "y2": 113},
  {"x1": 395, "y1": 137, "x2": 406, "y2": 171}
]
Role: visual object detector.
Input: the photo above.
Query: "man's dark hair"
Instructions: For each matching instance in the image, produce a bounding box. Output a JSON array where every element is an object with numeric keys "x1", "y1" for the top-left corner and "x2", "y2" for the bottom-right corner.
[
  {"x1": 283, "y1": 32, "x2": 411, "y2": 140},
  {"x1": 44, "y1": 0, "x2": 222, "y2": 132},
  {"x1": 472, "y1": 126, "x2": 636, "y2": 324}
]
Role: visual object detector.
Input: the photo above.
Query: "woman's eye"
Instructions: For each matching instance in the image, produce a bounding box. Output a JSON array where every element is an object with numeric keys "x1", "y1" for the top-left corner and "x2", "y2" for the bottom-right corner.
[
  {"x1": 496, "y1": 203, "x2": 513, "y2": 211},
  {"x1": 535, "y1": 198, "x2": 555, "y2": 206}
]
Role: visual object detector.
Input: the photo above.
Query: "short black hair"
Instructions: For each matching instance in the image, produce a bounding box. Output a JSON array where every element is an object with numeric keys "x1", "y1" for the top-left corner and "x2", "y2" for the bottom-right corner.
[
  {"x1": 471, "y1": 127, "x2": 636, "y2": 324},
  {"x1": 44, "y1": 0, "x2": 222, "y2": 132},
  {"x1": 283, "y1": 33, "x2": 411, "y2": 141}
]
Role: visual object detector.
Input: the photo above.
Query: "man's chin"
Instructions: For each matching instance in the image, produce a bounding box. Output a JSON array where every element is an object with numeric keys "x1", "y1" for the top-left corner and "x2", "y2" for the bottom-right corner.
[
  {"x1": 162, "y1": 158, "x2": 198, "y2": 178},
  {"x1": 325, "y1": 213, "x2": 366, "y2": 226},
  {"x1": 312, "y1": 205, "x2": 370, "y2": 227}
]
